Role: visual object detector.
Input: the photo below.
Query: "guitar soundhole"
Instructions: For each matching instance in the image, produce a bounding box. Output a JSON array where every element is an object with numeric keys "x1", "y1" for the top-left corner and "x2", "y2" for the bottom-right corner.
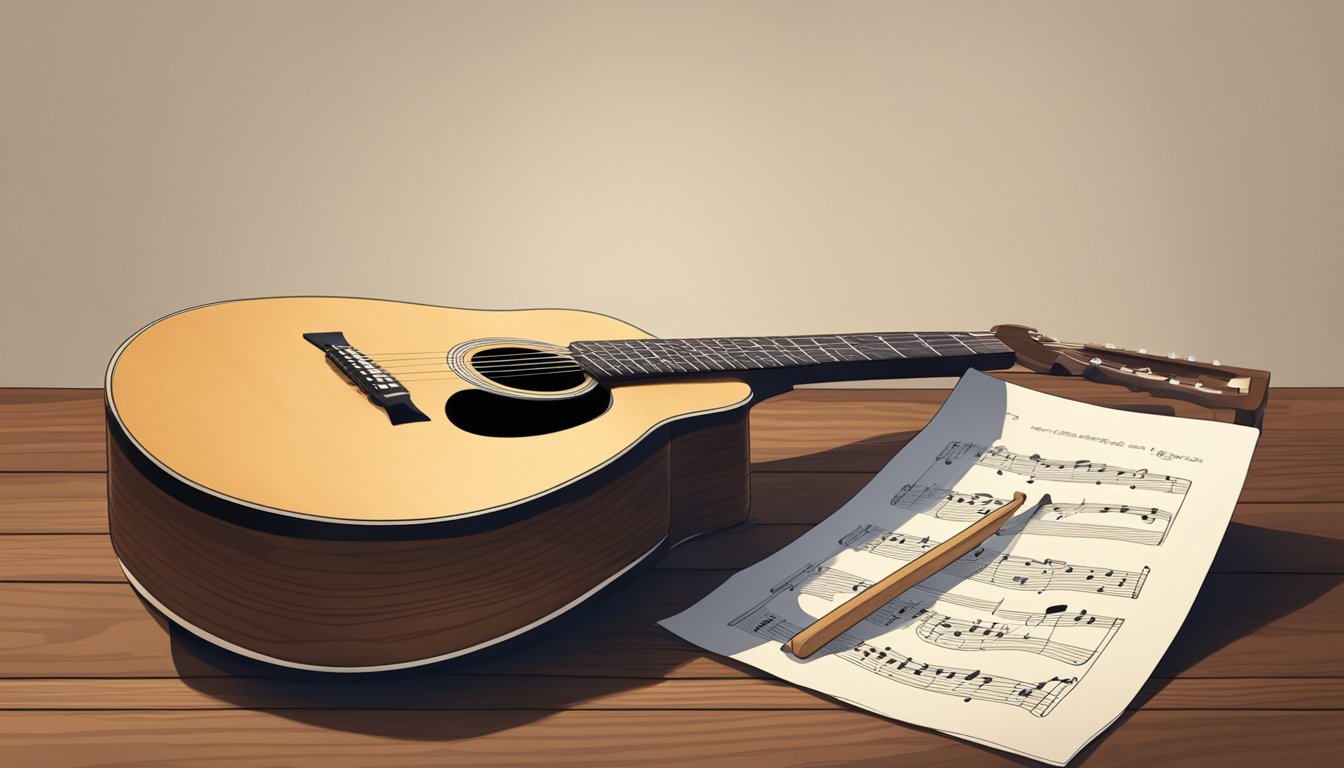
[
  {"x1": 470, "y1": 346, "x2": 588, "y2": 393},
  {"x1": 445, "y1": 387, "x2": 612, "y2": 437}
]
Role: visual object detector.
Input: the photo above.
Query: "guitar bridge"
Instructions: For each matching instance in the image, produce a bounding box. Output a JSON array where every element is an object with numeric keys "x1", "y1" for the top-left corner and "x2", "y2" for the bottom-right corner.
[{"x1": 303, "y1": 331, "x2": 431, "y2": 425}]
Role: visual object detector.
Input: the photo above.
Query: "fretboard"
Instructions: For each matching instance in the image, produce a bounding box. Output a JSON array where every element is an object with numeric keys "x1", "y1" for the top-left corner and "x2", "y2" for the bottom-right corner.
[{"x1": 569, "y1": 332, "x2": 1013, "y2": 382}]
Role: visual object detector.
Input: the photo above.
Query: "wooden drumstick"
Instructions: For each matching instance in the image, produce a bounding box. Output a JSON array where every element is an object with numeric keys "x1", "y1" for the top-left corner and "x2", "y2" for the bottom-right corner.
[{"x1": 784, "y1": 491, "x2": 1030, "y2": 660}]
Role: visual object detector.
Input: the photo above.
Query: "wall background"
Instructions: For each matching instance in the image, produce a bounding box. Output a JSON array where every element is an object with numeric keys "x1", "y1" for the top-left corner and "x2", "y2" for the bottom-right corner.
[{"x1": 2, "y1": 0, "x2": 1340, "y2": 387}]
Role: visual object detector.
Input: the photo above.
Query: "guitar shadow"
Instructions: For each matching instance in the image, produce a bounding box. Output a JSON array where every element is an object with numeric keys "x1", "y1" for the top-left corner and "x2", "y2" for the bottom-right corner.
[
  {"x1": 163, "y1": 564, "x2": 724, "y2": 740},
  {"x1": 1069, "y1": 522, "x2": 1344, "y2": 765}
]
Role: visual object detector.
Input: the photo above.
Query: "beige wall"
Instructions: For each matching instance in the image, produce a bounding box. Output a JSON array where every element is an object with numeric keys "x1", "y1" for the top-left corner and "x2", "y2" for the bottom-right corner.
[{"x1": 2, "y1": 0, "x2": 1340, "y2": 387}]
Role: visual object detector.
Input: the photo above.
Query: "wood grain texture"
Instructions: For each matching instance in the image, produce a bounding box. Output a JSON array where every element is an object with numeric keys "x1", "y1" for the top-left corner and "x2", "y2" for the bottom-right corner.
[
  {"x1": 0, "y1": 473, "x2": 106, "y2": 533},
  {"x1": 0, "y1": 675, "x2": 1339, "y2": 711},
  {"x1": 0, "y1": 710, "x2": 1339, "y2": 768},
  {"x1": 108, "y1": 433, "x2": 673, "y2": 669},
  {"x1": 0, "y1": 389, "x2": 104, "y2": 472},
  {"x1": 667, "y1": 417, "x2": 751, "y2": 544}
]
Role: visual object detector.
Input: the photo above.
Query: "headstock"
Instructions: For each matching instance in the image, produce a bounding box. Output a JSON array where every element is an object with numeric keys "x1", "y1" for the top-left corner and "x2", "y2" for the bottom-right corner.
[{"x1": 991, "y1": 324, "x2": 1271, "y2": 428}]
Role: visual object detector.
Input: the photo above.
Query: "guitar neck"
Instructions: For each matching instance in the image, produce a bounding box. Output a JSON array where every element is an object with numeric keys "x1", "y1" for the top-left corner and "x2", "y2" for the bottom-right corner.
[{"x1": 569, "y1": 331, "x2": 1016, "y2": 391}]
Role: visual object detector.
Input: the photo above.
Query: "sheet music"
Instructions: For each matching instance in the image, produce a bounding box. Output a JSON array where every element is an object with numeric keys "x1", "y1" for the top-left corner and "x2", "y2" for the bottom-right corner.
[{"x1": 660, "y1": 370, "x2": 1259, "y2": 765}]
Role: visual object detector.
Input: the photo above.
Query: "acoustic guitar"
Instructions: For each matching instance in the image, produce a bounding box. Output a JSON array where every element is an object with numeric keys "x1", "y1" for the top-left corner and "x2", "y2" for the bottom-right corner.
[{"x1": 105, "y1": 297, "x2": 1269, "y2": 672}]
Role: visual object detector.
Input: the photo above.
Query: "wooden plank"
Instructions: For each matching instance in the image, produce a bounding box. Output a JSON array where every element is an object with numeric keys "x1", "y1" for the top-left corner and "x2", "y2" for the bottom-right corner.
[
  {"x1": 1135, "y1": 676, "x2": 1344, "y2": 710},
  {"x1": 0, "y1": 675, "x2": 1337, "y2": 711},
  {"x1": 10, "y1": 495, "x2": 1340, "y2": 582},
  {"x1": 0, "y1": 710, "x2": 1338, "y2": 768},
  {"x1": 0, "y1": 389, "x2": 104, "y2": 472},
  {"x1": 1240, "y1": 431, "x2": 1344, "y2": 502},
  {"x1": 0, "y1": 535, "x2": 118, "y2": 581},
  {"x1": 0, "y1": 573, "x2": 1338, "y2": 680},
  {"x1": 1251, "y1": 387, "x2": 1344, "y2": 429},
  {"x1": 0, "y1": 473, "x2": 106, "y2": 533}
]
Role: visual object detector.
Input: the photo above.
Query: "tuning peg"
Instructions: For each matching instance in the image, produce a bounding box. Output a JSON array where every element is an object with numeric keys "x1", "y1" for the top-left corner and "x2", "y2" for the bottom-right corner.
[
  {"x1": 1089, "y1": 357, "x2": 1103, "y2": 366},
  {"x1": 1212, "y1": 359, "x2": 1221, "y2": 366},
  {"x1": 1186, "y1": 354, "x2": 1197, "y2": 362},
  {"x1": 1104, "y1": 342, "x2": 1116, "y2": 349},
  {"x1": 1168, "y1": 376, "x2": 1181, "y2": 384},
  {"x1": 1168, "y1": 352, "x2": 1178, "y2": 359},
  {"x1": 1138, "y1": 348, "x2": 1147, "y2": 354}
]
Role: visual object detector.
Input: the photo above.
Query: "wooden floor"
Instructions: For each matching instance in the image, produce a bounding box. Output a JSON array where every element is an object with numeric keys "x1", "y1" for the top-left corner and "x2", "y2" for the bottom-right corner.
[{"x1": 2, "y1": 373, "x2": 1342, "y2": 767}]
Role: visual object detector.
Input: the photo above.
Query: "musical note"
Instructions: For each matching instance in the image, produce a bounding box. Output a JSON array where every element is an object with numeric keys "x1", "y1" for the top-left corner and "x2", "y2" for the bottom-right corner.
[
  {"x1": 945, "y1": 443, "x2": 1191, "y2": 494},
  {"x1": 728, "y1": 605, "x2": 1078, "y2": 717},
  {"x1": 913, "y1": 607, "x2": 1122, "y2": 665}
]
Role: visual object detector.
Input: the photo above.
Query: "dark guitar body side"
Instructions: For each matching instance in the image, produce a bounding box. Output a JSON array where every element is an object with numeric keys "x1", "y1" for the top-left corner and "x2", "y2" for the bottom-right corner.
[{"x1": 106, "y1": 405, "x2": 751, "y2": 672}]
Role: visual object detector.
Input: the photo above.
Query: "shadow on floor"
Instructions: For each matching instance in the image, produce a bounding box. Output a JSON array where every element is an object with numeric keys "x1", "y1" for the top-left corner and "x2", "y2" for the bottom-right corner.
[
  {"x1": 159, "y1": 423, "x2": 1339, "y2": 761},
  {"x1": 163, "y1": 563, "x2": 726, "y2": 740}
]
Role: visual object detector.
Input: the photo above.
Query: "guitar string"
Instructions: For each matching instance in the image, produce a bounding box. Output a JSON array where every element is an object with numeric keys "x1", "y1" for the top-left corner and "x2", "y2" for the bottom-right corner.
[
  {"x1": 358, "y1": 334, "x2": 1013, "y2": 360},
  {"x1": 368, "y1": 334, "x2": 1012, "y2": 379},
  {"x1": 370, "y1": 340, "x2": 1009, "y2": 370},
  {"x1": 378, "y1": 345, "x2": 1005, "y2": 376},
  {"x1": 380, "y1": 359, "x2": 582, "y2": 372},
  {"x1": 395, "y1": 363, "x2": 587, "y2": 377},
  {"x1": 370, "y1": 351, "x2": 578, "y2": 362},
  {"x1": 411, "y1": 370, "x2": 587, "y2": 381},
  {"x1": 388, "y1": 358, "x2": 1206, "y2": 385},
  {"x1": 375, "y1": 341, "x2": 1169, "y2": 379},
  {"x1": 365, "y1": 345, "x2": 1006, "y2": 363},
  {"x1": 382, "y1": 347, "x2": 972, "y2": 375}
]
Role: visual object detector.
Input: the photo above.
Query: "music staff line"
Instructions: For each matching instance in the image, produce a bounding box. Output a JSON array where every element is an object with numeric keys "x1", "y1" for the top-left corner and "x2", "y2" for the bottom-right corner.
[
  {"x1": 937, "y1": 441, "x2": 1193, "y2": 495},
  {"x1": 891, "y1": 485, "x2": 1181, "y2": 546}
]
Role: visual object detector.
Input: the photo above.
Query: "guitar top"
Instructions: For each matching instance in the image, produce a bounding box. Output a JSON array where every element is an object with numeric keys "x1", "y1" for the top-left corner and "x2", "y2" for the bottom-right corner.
[{"x1": 107, "y1": 297, "x2": 1025, "y2": 525}]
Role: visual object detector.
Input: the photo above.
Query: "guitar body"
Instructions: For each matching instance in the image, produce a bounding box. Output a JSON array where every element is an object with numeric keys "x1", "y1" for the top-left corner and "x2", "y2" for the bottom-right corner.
[
  {"x1": 107, "y1": 297, "x2": 754, "y2": 671},
  {"x1": 112, "y1": 296, "x2": 1252, "y2": 673}
]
